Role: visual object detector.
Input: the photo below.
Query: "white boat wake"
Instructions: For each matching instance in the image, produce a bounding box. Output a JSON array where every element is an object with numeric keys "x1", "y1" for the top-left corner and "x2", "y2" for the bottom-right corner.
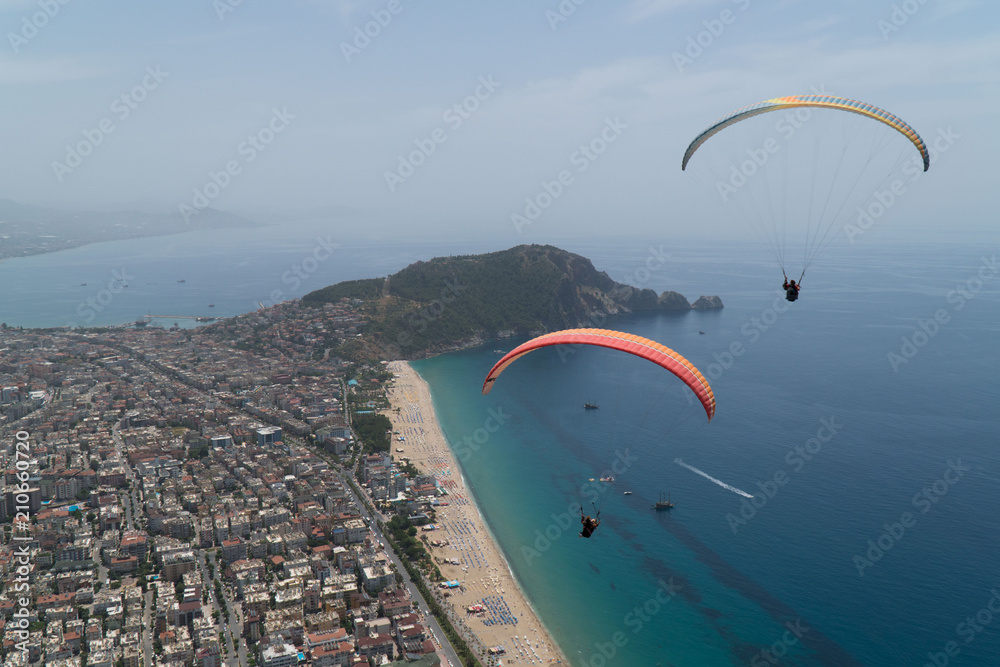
[{"x1": 675, "y1": 458, "x2": 754, "y2": 498}]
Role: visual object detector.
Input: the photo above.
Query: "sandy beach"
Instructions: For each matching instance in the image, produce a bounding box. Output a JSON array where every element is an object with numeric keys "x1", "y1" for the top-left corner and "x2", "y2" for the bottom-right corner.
[{"x1": 385, "y1": 361, "x2": 566, "y2": 667}]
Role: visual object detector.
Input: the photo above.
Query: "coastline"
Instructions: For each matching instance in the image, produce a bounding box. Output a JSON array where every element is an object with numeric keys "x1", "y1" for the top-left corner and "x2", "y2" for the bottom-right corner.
[{"x1": 386, "y1": 361, "x2": 567, "y2": 666}]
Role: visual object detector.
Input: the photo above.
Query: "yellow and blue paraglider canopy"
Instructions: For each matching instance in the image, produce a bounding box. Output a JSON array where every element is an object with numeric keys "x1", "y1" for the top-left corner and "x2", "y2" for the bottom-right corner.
[{"x1": 681, "y1": 94, "x2": 929, "y2": 172}]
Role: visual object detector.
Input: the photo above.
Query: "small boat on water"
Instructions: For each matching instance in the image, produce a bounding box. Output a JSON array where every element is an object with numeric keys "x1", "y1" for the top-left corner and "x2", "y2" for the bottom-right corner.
[
  {"x1": 600, "y1": 476, "x2": 614, "y2": 483},
  {"x1": 208, "y1": 304, "x2": 215, "y2": 307},
  {"x1": 699, "y1": 331, "x2": 705, "y2": 334},
  {"x1": 177, "y1": 279, "x2": 186, "y2": 283},
  {"x1": 80, "y1": 283, "x2": 87, "y2": 286},
  {"x1": 584, "y1": 402, "x2": 599, "y2": 410},
  {"x1": 623, "y1": 491, "x2": 632, "y2": 496},
  {"x1": 654, "y1": 492, "x2": 674, "y2": 511}
]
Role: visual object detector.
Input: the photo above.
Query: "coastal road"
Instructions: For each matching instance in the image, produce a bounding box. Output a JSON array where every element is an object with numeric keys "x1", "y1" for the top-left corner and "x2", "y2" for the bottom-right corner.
[
  {"x1": 112, "y1": 420, "x2": 145, "y2": 532},
  {"x1": 336, "y1": 470, "x2": 464, "y2": 667},
  {"x1": 197, "y1": 549, "x2": 244, "y2": 667},
  {"x1": 142, "y1": 588, "x2": 153, "y2": 667},
  {"x1": 231, "y1": 601, "x2": 248, "y2": 667}
]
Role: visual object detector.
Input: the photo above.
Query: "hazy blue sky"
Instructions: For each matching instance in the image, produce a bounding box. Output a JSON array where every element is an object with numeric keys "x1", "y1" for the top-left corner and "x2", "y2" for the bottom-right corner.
[{"x1": 0, "y1": 0, "x2": 996, "y2": 243}]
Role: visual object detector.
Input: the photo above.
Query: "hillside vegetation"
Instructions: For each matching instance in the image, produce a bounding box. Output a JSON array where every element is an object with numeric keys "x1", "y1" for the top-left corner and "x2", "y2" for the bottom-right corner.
[{"x1": 303, "y1": 244, "x2": 721, "y2": 360}]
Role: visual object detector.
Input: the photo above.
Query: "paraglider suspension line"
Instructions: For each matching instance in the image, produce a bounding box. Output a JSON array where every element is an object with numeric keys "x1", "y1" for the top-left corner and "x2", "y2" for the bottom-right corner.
[
  {"x1": 582, "y1": 501, "x2": 601, "y2": 519},
  {"x1": 784, "y1": 270, "x2": 805, "y2": 283}
]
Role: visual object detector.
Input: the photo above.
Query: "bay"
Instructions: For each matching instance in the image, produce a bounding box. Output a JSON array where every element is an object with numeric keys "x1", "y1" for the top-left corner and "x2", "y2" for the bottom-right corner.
[
  {"x1": 5, "y1": 226, "x2": 1000, "y2": 665},
  {"x1": 0, "y1": 222, "x2": 499, "y2": 329},
  {"x1": 413, "y1": 241, "x2": 1000, "y2": 666}
]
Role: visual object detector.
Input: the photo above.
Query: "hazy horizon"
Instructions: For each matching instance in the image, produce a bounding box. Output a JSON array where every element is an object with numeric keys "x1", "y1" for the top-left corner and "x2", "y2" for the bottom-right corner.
[{"x1": 1, "y1": 0, "x2": 996, "y2": 246}]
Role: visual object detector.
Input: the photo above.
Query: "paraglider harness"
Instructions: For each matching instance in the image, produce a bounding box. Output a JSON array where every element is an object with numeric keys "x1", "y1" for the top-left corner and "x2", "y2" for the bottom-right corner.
[
  {"x1": 579, "y1": 504, "x2": 601, "y2": 538},
  {"x1": 783, "y1": 273, "x2": 802, "y2": 302}
]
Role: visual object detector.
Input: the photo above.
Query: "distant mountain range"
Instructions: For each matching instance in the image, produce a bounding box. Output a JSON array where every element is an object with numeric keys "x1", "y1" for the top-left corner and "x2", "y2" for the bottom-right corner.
[
  {"x1": 0, "y1": 199, "x2": 258, "y2": 261},
  {"x1": 303, "y1": 244, "x2": 723, "y2": 360}
]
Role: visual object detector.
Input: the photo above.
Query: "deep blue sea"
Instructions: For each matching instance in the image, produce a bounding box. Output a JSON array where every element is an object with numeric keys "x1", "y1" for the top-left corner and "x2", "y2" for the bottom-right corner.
[
  {"x1": 4, "y1": 227, "x2": 1000, "y2": 665},
  {"x1": 413, "y1": 242, "x2": 1000, "y2": 666}
]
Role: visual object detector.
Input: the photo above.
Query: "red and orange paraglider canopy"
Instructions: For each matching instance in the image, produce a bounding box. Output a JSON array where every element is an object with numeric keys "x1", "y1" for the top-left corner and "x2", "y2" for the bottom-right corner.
[{"x1": 482, "y1": 328, "x2": 715, "y2": 422}]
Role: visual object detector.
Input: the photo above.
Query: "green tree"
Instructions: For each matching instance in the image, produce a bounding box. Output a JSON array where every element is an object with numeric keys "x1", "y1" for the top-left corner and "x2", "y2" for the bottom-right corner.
[{"x1": 351, "y1": 413, "x2": 392, "y2": 452}]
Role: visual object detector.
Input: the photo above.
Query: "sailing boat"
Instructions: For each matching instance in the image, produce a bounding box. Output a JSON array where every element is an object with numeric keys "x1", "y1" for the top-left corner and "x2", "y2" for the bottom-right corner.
[{"x1": 654, "y1": 492, "x2": 674, "y2": 511}]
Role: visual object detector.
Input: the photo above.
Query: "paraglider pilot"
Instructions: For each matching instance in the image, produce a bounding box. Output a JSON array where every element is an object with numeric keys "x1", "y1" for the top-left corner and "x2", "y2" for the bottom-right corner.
[
  {"x1": 579, "y1": 507, "x2": 600, "y2": 538},
  {"x1": 783, "y1": 275, "x2": 801, "y2": 302}
]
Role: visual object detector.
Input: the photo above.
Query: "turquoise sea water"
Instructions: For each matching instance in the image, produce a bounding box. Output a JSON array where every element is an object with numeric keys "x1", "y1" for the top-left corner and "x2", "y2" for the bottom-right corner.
[
  {"x1": 413, "y1": 243, "x2": 1000, "y2": 666},
  {"x1": 5, "y1": 230, "x2": 1000, "y2": 665},
  {"x1": 0, "y1": 222, "x2": 502, "y2": 329}
]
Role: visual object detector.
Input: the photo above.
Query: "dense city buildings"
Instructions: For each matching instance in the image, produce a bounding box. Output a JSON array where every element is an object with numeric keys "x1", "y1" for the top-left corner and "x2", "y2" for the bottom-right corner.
[{"x1": 0, "y1": 300, "x2": 451, "y2": 667}]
